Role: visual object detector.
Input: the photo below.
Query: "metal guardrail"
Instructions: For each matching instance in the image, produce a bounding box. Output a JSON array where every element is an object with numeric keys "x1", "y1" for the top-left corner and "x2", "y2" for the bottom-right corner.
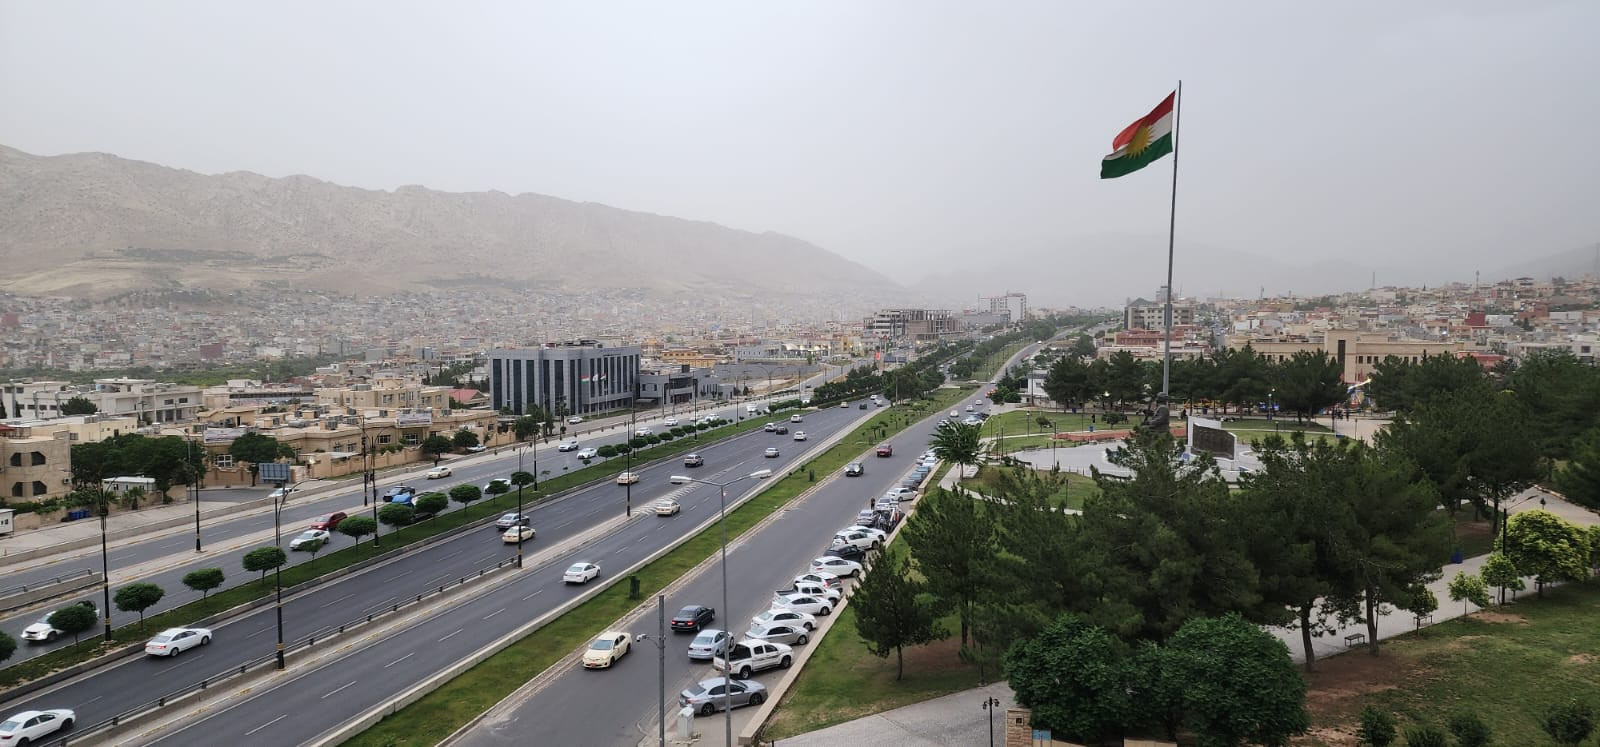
[
  {"x1": 39, "y1": 556, "x2": 519, "y2": 746},
  {"x1": 0, "y1": 568, "x2": 96, "y2": 599}
]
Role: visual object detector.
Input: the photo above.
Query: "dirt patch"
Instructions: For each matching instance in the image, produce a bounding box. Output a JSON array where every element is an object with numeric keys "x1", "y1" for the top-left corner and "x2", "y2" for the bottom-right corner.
[
  {"x1": 1567, "y1": 653, "x2": 1596, "y2": 665},
  {"x1": 899, "y1": 636, "x2": 969, "y2": 673},
  {"x1": 1472, "y1": 610, "x2": 1528, "y2": 624},
  {"x1": 1446, "y1": 634, "x2": 1488, "y2": 650},
  {"x1": 1298, "y1": 648, "x2": 1422, "y2": 745}
]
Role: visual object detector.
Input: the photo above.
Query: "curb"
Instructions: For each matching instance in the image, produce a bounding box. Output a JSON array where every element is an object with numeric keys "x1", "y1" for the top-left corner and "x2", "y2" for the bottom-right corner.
[{"x1": 324, "y1": 408, "x2": 876, "y2": 747}]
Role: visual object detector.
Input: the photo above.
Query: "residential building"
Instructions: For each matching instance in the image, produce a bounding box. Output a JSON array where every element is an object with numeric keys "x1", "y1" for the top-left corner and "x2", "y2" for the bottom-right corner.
[
  {"x1": 0, "y1": 421, "x2": 74, "y2": 500},
  {"x1": 1226, "y1": 329, "x2": 1462, "y2": 384},
  {"x1": 862, "y1": 309, "x2": 956, "y2": 342}
]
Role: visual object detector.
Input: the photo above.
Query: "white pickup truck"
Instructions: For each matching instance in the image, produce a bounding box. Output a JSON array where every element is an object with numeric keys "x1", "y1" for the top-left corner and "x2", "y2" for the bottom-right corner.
[{"x1": 713, "y1": 640, "x2": 794, "y2": 680}]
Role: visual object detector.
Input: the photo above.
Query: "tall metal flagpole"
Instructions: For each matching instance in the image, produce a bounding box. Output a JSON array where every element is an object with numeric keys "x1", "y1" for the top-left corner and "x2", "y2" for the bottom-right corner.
[{"x1": 1161, "y1": 80, "x2": 1183, "y2": 399}]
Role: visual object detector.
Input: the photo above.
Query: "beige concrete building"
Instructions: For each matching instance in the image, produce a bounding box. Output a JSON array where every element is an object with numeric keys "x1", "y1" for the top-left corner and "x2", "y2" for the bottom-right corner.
[
  {"x1": 315, "y1": 377, "x2": 453, "y2": 413},
  {"x1": 1227, "y1": 329, "x2": 1462, "y2": 384},
  {"x1": 0, "y1": 423, "x2": 74, "y2": 501}
]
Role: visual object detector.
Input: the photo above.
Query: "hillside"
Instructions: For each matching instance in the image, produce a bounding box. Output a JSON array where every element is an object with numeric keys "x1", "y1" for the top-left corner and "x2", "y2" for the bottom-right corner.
[{"x1": 0, "y1": 145, "x2": 894, "y2": 299}]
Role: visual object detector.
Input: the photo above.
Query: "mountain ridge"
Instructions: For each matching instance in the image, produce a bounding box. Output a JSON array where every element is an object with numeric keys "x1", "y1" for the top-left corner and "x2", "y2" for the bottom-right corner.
[{"x1": 0, "y1": 144, "x2": 895, "y2": 300}]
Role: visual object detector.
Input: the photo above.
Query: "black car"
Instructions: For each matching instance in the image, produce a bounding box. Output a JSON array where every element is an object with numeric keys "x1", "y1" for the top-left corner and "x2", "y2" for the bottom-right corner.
[
  {"x1": 844, "y1": 463, "x2": 864, "y2": 477},
  {"x1": 773, "y1": 425, "x2": 789, "y2": 435},
  {"x1": 824, "y1": 544, "x2": 867, "y2": 562},
  {"x1": 670, "y1": 605, "x2": 716, "y2": 632}
]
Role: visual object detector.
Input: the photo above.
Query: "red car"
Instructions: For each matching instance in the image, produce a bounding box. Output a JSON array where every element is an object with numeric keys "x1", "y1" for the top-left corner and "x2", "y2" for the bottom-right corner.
[
  {"x1": 875, "y1": 444, "x2": 893, "y2": 458},
  {"x1": 310, "y1": 512, "x2": 348, "y2": 531}
]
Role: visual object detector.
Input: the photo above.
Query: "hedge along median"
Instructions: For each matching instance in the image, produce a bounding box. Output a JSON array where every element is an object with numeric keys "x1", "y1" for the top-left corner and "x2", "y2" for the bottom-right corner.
[
  {"x1": 342, "y1": 384, "x2": 981, "y2": 747},
  {"x1": 0, "y1": 415, "x2": 773, "y2": 693}
]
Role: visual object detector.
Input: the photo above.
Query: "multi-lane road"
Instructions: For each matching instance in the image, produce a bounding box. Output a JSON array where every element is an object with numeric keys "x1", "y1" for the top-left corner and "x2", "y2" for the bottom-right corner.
[
  {"x1": 0, "y1": 394, "x2": 870, "y2": 742},
  {"x1": 0, "y1": 398, "x2": 797, "y2": 663},
  {"x1": 452, "y1": 398, "x2": 965, "y2": 747}
]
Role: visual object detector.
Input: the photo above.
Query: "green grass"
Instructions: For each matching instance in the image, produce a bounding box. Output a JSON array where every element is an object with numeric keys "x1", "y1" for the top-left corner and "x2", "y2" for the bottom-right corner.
[
  {"x1": 761, "y1": 605, "x2": 985, "y2": 741},
  {"x1": 0, "y1": 417, "x2": 772, "y2": 688},
  {"x1": 344, "y1": 385, "x2": 981, "y2": 747},
  {"x1": 1306, "y1": 580, "x2": 1600, "y2": 746},
  {"x1": 959, "y1": 464, "x2": 1097, "y2": 510}
]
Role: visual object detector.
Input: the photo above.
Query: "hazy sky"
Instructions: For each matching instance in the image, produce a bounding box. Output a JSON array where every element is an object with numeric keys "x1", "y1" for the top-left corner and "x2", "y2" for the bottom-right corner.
[{"x1": 3, "y1": 0, "x2": 1597, "y2": 299}]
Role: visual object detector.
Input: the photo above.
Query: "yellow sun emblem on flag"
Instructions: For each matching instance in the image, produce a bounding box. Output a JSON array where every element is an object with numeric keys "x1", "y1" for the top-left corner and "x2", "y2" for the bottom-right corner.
[{"x1": 1125, "y1": 125, "x2": 1153, "y2": 156}]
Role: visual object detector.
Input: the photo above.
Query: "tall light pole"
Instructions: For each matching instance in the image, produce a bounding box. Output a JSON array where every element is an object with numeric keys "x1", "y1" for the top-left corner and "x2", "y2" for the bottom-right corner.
[
  {"x1": 190, "y1": 438, "x2": 203, "y2": 553},
  {"x1": 626, "y1": 409, "x2": 637, "y2": 517},
  {"x1": 97, "y1": 483, "x2": 112, "y2": 641},
  {"x1": 260, "y1": 463, "x2": 295, "y2": 671},
  {"x1": 669, "y1": 468, "x2": 774, "y2": 747},
  {"x1": 982, "y1": 696, "x2": 1002, "y2": 747},
  {"x1": 635, "y1": 594, "x2": 668, "y2": 747},
  {"x1": 515, "y1": 446, "x2": 527, "y2": 568}
]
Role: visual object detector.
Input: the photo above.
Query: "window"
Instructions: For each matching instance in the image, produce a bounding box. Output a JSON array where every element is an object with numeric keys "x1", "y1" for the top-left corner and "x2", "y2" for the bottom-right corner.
[
  {"x1": 378, "y1": 434, "x2": 393, "y2": 445},
  {"x1": 30, "y1": 452, "x2": 45, "y2": 466},
  {"x1": 403, "y1": 434, "x2": 419, "y2": 446},
  {"x1": 7, "y1": 453, "x2": 18, "y2": 467},
  {"x1": 30, "y1": 481, "x2": 46, "y2": 496},
  {"x1": 214, "y1": 454, "x2": 235, "y2": 468},
  {"x1": 9, "y1": 482, "x2": 20, "y2": 497}
]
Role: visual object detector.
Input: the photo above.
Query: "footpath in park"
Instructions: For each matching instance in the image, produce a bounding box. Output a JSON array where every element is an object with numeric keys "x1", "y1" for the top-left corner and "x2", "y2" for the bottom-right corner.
[{"x1": 774, "y1": 421, "x2": 1596, "y2": 745}]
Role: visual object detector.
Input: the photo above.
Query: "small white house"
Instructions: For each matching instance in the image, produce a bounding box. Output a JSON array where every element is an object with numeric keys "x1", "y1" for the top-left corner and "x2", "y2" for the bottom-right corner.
[{"x1": 100, "y1": 476, "x2": 157, "y2": 496}]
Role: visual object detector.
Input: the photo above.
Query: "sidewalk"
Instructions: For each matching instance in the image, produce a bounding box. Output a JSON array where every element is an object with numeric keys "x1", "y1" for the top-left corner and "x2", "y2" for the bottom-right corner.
[{"x1": 774, "y1": 683, "x2": 1018, "y2": 747}]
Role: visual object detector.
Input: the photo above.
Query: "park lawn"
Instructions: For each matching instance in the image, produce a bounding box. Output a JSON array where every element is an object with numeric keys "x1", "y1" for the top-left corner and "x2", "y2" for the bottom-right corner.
[
  {"x1": 761, "y1": 606, "x2": 985, "y2": 742},
  {"x1": 959, "y1": 464, "x2": 1097, "y2": 510},
  {"x1": 1304, "y1": 580, "x2": 1600, "y2": 746}
]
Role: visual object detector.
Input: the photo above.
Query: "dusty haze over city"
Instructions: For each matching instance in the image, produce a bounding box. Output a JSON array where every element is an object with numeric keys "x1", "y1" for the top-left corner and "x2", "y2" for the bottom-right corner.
[{"x1": 2, "y1": 0, "x2": 1597, "y2": 305}]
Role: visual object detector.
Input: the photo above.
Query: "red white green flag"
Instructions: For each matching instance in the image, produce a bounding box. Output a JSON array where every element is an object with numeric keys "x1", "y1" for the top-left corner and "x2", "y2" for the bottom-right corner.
[{"x1": 1101, "y1": 92, "x2": 1175, "y2": 179}]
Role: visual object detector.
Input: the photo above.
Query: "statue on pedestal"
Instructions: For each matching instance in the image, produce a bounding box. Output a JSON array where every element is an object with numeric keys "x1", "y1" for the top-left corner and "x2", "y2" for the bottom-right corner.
[{"x1": 1139, "y1": 394, "x2": 1170, "y2": 432}]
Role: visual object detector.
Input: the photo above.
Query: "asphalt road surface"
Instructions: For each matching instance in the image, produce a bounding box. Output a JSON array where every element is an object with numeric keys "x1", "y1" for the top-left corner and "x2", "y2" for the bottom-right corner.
[
  {"x1": 0, "y1": 401, "x2": 770, "y2": 663},
  {"x1": 1, "y1": 403, "x2": 865, "y2": 743},
  {"x1": 452, "y1": 403, "x2": 959, "y2": 747}
]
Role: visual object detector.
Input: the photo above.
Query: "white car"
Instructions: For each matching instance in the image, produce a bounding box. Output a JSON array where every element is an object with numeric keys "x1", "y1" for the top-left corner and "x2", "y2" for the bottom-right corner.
[
  {"x1": 616, "y1": 471, "x2": 640, "y2": 485},
  {"x1": 289, "y1": 529, "x2": 331, "y2": 551},
  {"x1": 763, "y1": 447, "x2": 780, "y2": 458},
  {"x1": 884, "y1": 487, "x2": 917, "y2": 501},
  {"x1": 144, "y1": 627, "x2": 212, "y2": 657},
  {"x1": 635, "y1": 427, "x2": 653, "y2": 437},
  {"x1": 557, "y1": 439, "x2": 580, "y2": 452},
  {"x1": 842, "y1": 525, "x2": 887, "y2": 542},
  {"x1": 795, "y1": 571, "x2": 843, "y2": 591},
  {"x1": 582, "y1": 630, "x2": 631, "y2": 669},
  {"x1": 714, "y1": 640, "x2": 794, "y2": 680},
  {"x1": 20, "y1": 601, "x2": 96, "y2": 642},
  {"x1": 831, "y1": 530, "x2": 880, "y2": 551},
  {"x1": 576, "y1": 447, "x2": 599, "y2": 460},
  {"x1": 564, "y1": 562, "x2": 600, "y2": 584},
  {"x1": 763, "y1": 423, "x2": 776, "y2": 432},
  {"x1": 811, "y1": 556, "x2": 863, "y2": 577},
  {"x1": 950, "y1": 410, "x2": 960, "y2": 418},
  {"x1": 962, "y1": 416, "x2": 982, "y2": 426},
  {"x1": 652, "y1": 498, "x2": 681, "y2": 516},
  {"x1": 502, "y1": 525, "x2": 536, "y2": 544},
  {"x1": 663, "y1": 417, "x2": 679, "y2": 427},
  {"x1": 568, "y1": 416, "x2": 584, "y2": 424},
  {"x1": 750, "y1": 608, "x2": 817, "y2": 631},
  {"x1": 789, "y1": 414, "x2": 804, "y2": 423},
  {"x1": 792, "y1": 431, "x2": 808, "y2": 441},
  {"x1": 426, "y1": 466, "x2": 452, "y2": 479},
  {"x1": 0, "y1": 709, "x2": 75, "y2": 744},
  {"x1": 268, "y1": 486, "x2": 294, "y2": 500},
  {"x1": 772, "y1": 593, "x2": 832, "y2": 616}
]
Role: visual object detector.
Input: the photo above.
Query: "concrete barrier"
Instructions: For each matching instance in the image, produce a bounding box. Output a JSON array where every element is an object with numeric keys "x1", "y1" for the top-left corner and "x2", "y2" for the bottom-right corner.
[{"x1": 0, "y1": 572, "x2": 103, "y2": 614}]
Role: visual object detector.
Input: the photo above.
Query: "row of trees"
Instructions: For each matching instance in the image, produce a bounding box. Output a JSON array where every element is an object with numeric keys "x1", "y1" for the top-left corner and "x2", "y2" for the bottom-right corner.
[{"x1": 1040, "y1": 347, "x2": 1347, "y2": 420}]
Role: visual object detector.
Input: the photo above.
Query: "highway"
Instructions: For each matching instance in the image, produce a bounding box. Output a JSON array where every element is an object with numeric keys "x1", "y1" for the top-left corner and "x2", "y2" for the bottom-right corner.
[
  {"x1": 0, "y1": 400, "x2": 868, "y2": 741},
  {"x1": 451, "y1": 400, "x2": 960, "y2": 747},
  {"x1": 0, "y1": 399, "x2": 786, "y2": 663}
]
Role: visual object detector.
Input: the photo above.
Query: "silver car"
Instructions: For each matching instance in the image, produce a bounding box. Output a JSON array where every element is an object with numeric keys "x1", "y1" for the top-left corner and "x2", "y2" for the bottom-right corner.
[
  {"x1": 680, "y1": 677, "x2": 767, "y2": 716},
  {"x1": 686, "y1": 629, "x2": 731, "y2": 661},
  {"x1": 745, "y1": 622, "x2": 810, "y2": 646}
]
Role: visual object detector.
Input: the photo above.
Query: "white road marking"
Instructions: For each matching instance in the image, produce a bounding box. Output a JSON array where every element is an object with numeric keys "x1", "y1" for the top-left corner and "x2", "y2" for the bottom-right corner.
[
  {"x1": 245, "y1": 714, "x2": 288, "y2": 736},
  {"x1": 322, "y1": 680, "x2": 357, "y2": 699},
  {"x1": 440, "y1": 549, "x2": 463, "y2": 560},
  {"x1": 522, "y1": 590, "x2": 543, "y2": 601},
  {"x1": 319, "y1": 593, "x2": 354, "y2": 608},
  {"x1": 483, "y1": 608, "x2": 506, "y2": 620},
  {"x1": 438, "y1": 628, "x2": 464, "y2": 642},
  {"x1": 384, "y1": 652, "x2": 415, "y2": 668},
  {"x1": 244, "y1": 627, "x2": 271, "y2": 639}
]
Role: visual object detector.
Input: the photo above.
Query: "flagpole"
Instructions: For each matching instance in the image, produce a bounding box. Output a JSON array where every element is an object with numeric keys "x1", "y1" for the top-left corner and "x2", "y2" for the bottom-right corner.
[{"x1": 1161, "y1": 80, "x2": 1182, "y2": 400}]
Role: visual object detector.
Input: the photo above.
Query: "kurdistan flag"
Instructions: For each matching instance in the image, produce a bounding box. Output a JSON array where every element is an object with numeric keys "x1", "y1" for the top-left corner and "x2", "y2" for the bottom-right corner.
[{"x1": 1100, "y1": 91, "x2": 1175, "y2": 179}]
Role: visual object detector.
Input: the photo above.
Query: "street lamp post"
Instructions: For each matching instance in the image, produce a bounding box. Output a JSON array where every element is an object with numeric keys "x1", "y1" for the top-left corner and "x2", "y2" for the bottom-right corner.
[
  {"x1": 515, "y1": 446, "x2": 527, "y2": 568},
  {"x1": 98, "y1": 487, "x2": 112, "y2": 641},
  {"x1": 190, "y1": 438, "x2": 203, "y2": 553},
  {"x1": 669, "y1": 468, "x2": 774, "y2": 747},
  {"x1": 635, "y1": 594, "x2": 669, "y2": 747},
  {"x1": 982, "y1": 696, "x2": 1002, "y2": 747},
  {"x1": 261, "y1": 465, "x2": 297, "y2": 671}
]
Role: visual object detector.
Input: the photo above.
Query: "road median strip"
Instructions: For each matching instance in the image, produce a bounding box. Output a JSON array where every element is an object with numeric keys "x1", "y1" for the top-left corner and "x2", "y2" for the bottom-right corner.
[{"x1": 333, "y1": 388, "x2": 976, "y2": 747}]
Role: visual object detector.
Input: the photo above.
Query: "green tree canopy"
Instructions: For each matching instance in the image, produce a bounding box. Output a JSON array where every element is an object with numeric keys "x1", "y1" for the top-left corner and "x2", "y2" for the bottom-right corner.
[
  {"x1": 413, "y1": 492, "x2": 448, "y2": 519},
  {"x1": 449, "y1": 483, "x2": 483, "y2": 507},
  {"x1": 1500, "y1": 509, "x2": 1591, "y2": 595},
  {"x1": 61, "y1": 395, "x2": 99, "y2": 415},
  {"x1": 378, "y1": 502, "x2": 415, "y2": 528},
  {"x1": 850, "y1": 553, "x2": 942, "y2": 680},
  {"x1": 451, "y1": 429, "x2": 480, "y2": 449},
  {"x1": 1446, "y1": 570, "x2": 1491, "y2": 615},
  {"x1": 242, "y1": 545, "x2": 286, "y2": 581},
  {"x1": 1004, "y1": 614, "x2": 1132, "y2": 744},
  {"x1": 0, "y1": 630, "x2": 15, "y2": 665},
  {"x1": 1163, "y1": 613, "x2": 1310, "y2": 747},
  {"x1": 929, "y1": 421, "x2": 982, "y2": 472},
  {"x1": 1554, "y1": 426, "x2": 1600, "y2": 510},
  {"x1": 229, "y1": 432, "x2": 296, "y2": 467},
  {"x1": 182, "y1": 567, "x2": 226, "y2": 603},
  {"x1": 337, "y1": 515, "x2": 377, "y2": 543},
  {"x1": 1479, "y1": 551, "x2": 1525, "y2": 605},
  {"x1": 1269, "y1": 350, "x2": 1347, "y2": 423},
  {"x1": 113, "y1": 582, "x2": 166, "y2": 629},
  {"x1": 421, "y1": 434, "x2": 454, "y2": 463},
  {"x1": 903, "y1": 488, "x2": 993, "y2": 646},
  {"x1": 1364, "y1": 352, "x2": 1486, "y2": 413},
  {"x1": 47, "y1": 603, "x2": 98, "y2": 644}
]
